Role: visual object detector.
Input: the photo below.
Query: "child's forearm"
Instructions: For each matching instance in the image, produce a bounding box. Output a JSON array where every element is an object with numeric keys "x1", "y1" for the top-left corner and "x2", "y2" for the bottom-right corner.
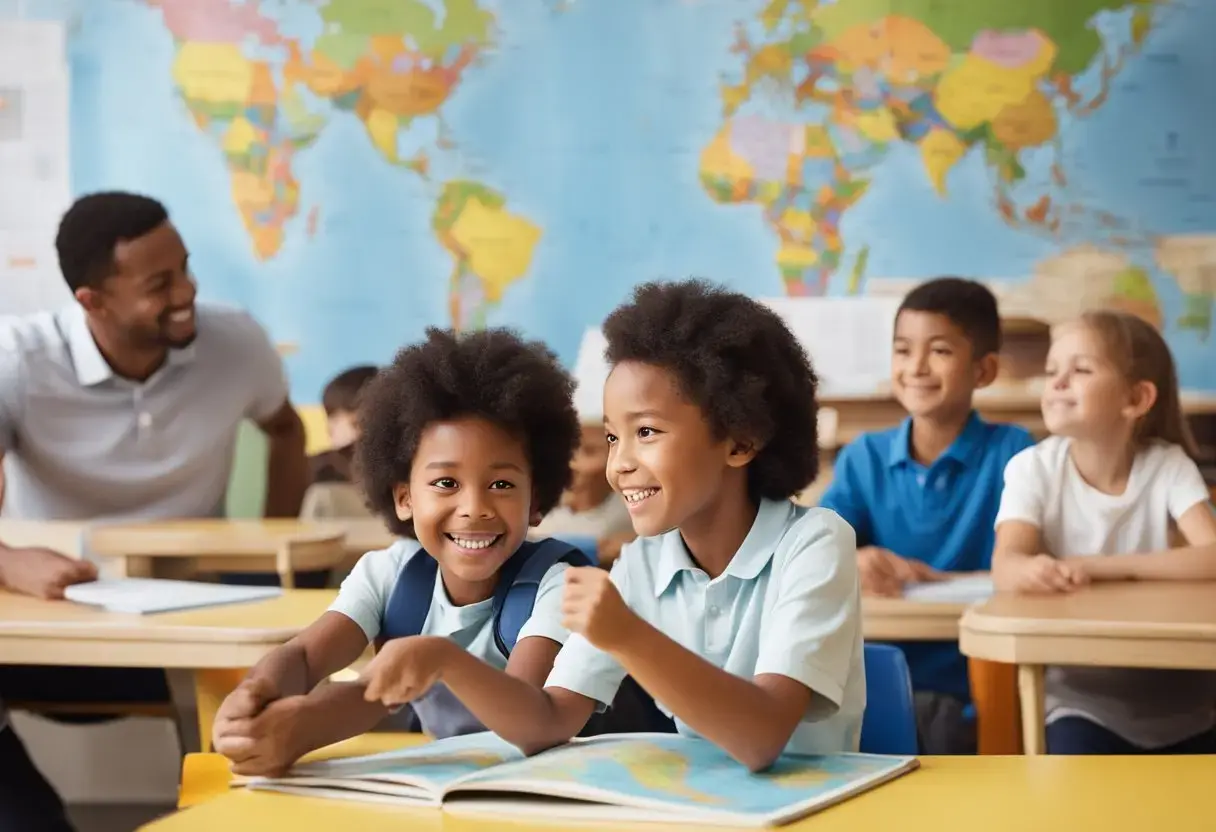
[
  {"x1": 1068, "y1": 544, "x2": 1216, "y2": 582},
  {"x1": 289, "y1": 682, "x2": 390, "y2": 757},
  {"x1": 992, "y1": 550, "x2": 1034, "y2": 591},
  {"x1": 438, "y1": 647, "x2": 589, "y2": 754},
  {"x1": 608, "y1": 617, "x2": 805, "y2": 772},
  {"x1": 242, "y1": 642, "x2": 312, "y2": 696}
]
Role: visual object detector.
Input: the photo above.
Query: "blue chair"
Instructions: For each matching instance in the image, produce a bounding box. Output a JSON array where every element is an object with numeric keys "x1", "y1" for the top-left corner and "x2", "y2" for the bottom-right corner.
[{"x1": 860, "y1": 643, "x2": 918, "y2": 755}]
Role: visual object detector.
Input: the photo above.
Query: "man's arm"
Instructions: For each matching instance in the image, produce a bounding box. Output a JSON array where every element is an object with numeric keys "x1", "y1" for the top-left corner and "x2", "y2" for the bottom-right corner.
[
  {"x1": 0, "y1": 451, "x2": 98, "y2": 597},
  {"x1": 257, "y1": 401, "x2": 309, "y2": 518}
]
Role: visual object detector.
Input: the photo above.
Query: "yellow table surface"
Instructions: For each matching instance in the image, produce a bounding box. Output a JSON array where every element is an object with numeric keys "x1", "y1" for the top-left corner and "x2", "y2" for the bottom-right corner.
[{"x1": 160, "y1": 737, "x2": 1216, "y2": 831}]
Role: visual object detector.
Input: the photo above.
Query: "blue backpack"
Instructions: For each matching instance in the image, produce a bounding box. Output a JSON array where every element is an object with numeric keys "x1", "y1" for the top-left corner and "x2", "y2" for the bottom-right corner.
[{"x1": 379, "y1": 538, "x2": 594, "y2": 656}]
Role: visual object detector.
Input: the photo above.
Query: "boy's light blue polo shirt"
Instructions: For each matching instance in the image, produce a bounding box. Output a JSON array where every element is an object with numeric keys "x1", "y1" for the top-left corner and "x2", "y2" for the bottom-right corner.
[
  {"x1": 545, "y1": 499, "x2": 866, "y2": 755},
  {"x1": 818, "y1": 411, "x2": 1034, "y2": 701}
]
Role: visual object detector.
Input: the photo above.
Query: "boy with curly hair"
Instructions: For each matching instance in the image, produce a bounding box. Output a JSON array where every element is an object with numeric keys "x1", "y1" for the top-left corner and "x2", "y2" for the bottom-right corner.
[
  {"x1": 211, "y1": 328, "x2": 588, "y2": 775},
  {"x1": 363, "y1": 279, "x2": 865, "y2": 771}
]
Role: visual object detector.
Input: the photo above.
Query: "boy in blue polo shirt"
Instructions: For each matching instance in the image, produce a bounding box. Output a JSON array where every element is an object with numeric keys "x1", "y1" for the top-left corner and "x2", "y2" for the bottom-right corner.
[{"x1": 819, "y1": 277, "x2": 1034, "y2": 754}]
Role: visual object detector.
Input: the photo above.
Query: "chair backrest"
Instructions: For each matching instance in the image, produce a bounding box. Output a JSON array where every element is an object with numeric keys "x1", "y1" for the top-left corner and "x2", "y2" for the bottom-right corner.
[
  {"x1": 299, "y1": 482, "x2": 373, "y2": 519},
  {"x1": 860, "y1": 643, "x2": 919, "y2": 755}
]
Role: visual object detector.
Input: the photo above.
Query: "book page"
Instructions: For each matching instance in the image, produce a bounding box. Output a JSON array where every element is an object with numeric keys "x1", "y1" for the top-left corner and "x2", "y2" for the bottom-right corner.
[
  {"x1": 902, "y1": 574, "x2": 993, "y2": 603},
  {"x1": 447, "y1": 733, "x2": 917, "y2": 826},
  {"x1": 253, "y1": 732, "x2": 524, "y2": 798}
]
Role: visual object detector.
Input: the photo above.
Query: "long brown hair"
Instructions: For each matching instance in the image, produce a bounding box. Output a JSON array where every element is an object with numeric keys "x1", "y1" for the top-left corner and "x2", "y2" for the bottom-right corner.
[{"x1": 1077, "y1": 310, "x2": 1197, "y2": 456}]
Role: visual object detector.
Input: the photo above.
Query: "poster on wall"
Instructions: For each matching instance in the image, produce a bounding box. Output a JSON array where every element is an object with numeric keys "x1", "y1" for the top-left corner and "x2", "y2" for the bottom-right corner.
[{"x1": 0, "y1": 19, "x2": 71, "y2": 316}]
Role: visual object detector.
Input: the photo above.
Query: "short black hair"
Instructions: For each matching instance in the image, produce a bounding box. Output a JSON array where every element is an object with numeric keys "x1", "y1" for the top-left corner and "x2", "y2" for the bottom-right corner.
[
  {"x1": 897, "y1": 277, "x2": 1002, "y2": 357},
  {"x1": 356, "y1": 328, "x2": 579, "y2": 537},
  {"x1": 56, "y1": 191, "x2": 170, "y2": 291},
  {"x1": 322, "y1": 365, "x2": 379, "y2": 415},
  {"x1": 602, "y1": 278, "x2": 819, "y2": 501}
]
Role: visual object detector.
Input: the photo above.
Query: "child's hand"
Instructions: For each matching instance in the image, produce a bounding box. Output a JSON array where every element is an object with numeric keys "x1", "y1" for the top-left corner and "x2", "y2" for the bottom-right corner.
[
  {"x1": 857, "y1": 547, "x2": 942, "y2": 597},
  {"x1": 361, "y1": 636, "x2": 453, "y2": 707},
  {"x1": 212, "y1": 676, "x2": 281, "y2": 751},
  {"x1": 213, "y1": 694, "x2": 308, "y2": 777},
  {"x1": 1010, "y1": 554, "x2": 1088, "y2": 594},
  {"x1": 561, "y1": 566, "x2": 638, "y2": 651}
]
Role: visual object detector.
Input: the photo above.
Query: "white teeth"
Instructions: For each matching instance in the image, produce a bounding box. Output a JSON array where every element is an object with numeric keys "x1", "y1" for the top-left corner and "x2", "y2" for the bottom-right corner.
[
  {"x1": 169, "y1": 310, "x2": 193, "y2": 322},
  {"x1": 449, "y1": 535, "x2": 498, "y2": 550},
  {"x1": 623, "y1": 488, "x2": 657, "y2": 504}
]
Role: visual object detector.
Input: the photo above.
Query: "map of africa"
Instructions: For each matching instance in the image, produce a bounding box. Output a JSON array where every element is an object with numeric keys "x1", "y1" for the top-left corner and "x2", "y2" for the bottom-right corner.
[{"x1": 19, "y1": 0, "x2": 1216, "y2": 398}]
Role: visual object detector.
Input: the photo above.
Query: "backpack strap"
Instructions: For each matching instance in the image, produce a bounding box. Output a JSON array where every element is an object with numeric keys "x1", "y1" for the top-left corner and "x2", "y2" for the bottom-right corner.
[
  {"x1": 377, "y1": 548, "x2": 440, "y2": 647},
  {"x1": 491, "y1": 538, "x2": 593, "y2": 658}
]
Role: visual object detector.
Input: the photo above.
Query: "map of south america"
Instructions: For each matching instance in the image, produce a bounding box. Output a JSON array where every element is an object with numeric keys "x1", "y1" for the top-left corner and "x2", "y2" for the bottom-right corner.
[{"x1": 152, "y1": 0, "x2": 541, "y2": 330}]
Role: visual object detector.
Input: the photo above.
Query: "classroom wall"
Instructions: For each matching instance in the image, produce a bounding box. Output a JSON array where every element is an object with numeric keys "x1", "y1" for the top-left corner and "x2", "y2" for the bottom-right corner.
[{"x1": 7, "y1": 2, "x2": 1215, "y2": 406}]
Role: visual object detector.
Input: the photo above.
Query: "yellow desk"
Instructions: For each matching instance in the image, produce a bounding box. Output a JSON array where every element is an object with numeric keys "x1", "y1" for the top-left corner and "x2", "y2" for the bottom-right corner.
[
  {"x1": 960, "y1": 582, "x2": 1216, "y2": 755},
  {"x1": 152, "y1": 751, "x2": 1216, "y2": 831},
  {"x1": 0, "y1": 589, "x2": 335, "y2": 749}
]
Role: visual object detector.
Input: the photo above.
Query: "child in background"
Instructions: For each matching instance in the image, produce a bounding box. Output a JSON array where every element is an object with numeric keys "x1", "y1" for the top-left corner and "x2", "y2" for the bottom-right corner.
[
  {"x1": 309, "y1": 364, "x2": 379, "y2": 484},
  {"x1": 362, "y1": 279, "x2": 864, "y2": 771},
  {"x1": 819, "y1": 277, "x2": 1034, "y2": 754},
  {"x1": 532, "y1": 381, "x2": 634, "y2": 565},
  {"x1": 993, "y1": 310, "x2": 1216, "y2": 755},
  {"x1": 211, "y1": 329, "x2": 584, "y2": 775}
]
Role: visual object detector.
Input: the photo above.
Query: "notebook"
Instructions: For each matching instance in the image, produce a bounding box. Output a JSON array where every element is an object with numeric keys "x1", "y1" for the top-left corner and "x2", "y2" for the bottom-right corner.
[
  {"x1": 902, "y1": 574, "x2": 994, "y2": 603},
  {"x1": 242, "y1": 731, "x2": 918, "y2": 827},
  {"x1": 64, "y1": 578, "x2": 282, "y2": 614}
]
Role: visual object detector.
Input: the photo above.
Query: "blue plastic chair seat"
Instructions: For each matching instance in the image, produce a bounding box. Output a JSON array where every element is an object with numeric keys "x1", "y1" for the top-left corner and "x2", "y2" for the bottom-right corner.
[{"x1": 860, "y1": 643, "x2": 919, "y2": 755}]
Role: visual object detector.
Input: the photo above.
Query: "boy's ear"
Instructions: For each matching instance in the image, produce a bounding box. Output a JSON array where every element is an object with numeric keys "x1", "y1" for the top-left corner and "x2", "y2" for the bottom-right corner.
[
  {"x1": 392, "y1": 484, "x2": 412, "y2": 522},
  {"x1": 1124, "y1": 379, "x2": 1158, "y2": 421},
  {"x1": 973, "y1": 352, "x2": 1000, "y2": 389},
  {"x1": 528, "y1": 491, "x2": 543, "y2": 527},
  {"x1": 725, "y1": 437, "x2": 760, "y2": 469}
]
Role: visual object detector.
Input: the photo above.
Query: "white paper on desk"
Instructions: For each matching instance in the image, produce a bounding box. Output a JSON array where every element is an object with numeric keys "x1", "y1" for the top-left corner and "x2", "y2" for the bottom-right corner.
[
  {"x1": 902, "y1": 575, "x2": 993, "y2": 604},
  {"x1": 760, "y1": 297, "x2": 901, "y2": 396},
  {"x1": 64, "y1": 579, "x2": 282, "y2": 615}
]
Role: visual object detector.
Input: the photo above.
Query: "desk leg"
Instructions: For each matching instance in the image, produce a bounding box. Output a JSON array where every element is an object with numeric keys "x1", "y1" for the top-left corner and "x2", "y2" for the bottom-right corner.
[
  {"x1": 193, "y1": 668, "x2": 248, "y2": 752},
  {"x1": 970, "y1": 659, "x2": 1021, "y2": 755},
  {"x1": 1017, "y1": 664, "x2": 1047, "y2": 755}
]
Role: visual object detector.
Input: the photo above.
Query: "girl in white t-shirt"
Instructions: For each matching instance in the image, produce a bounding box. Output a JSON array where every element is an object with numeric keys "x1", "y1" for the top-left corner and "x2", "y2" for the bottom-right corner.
[{"x1": 993, "y1": 310, "x2": 1216, "y2": 755}]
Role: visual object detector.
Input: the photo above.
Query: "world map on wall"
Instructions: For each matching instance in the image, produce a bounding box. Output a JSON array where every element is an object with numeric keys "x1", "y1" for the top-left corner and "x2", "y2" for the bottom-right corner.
[{"x1": 24, "y1": 0, "x2": 1216, "y2": 398}]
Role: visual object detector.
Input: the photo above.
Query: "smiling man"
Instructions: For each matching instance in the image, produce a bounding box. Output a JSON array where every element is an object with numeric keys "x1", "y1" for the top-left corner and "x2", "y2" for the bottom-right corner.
[{"x1": 0, "y1": 191, "x2": 308, "y2": 830}]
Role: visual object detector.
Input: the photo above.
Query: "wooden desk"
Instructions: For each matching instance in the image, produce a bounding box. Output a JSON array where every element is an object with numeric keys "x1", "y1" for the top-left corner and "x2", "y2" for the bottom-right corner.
[
  {"x1": 862, "y1": 597, "x2": 967, "y2": 641},
  {"x1": 863, "y1": 591, "x2": 1018, "y2": 755},
  {"x1": 0, "y1": 589, "x2": 335, "y2": 749},
  {"x1": 823, "y1": 388, "x2": 1216, "y2": 445},
  {"x1": 959, "y1": 582, "x2": 1216, "y2": 755},
  {"x1": 151, "y1": 751, "x2": 1216, "y2": 831},
  {"x1": 86, "y1": 518, "x2": 394, "y2": 577}
]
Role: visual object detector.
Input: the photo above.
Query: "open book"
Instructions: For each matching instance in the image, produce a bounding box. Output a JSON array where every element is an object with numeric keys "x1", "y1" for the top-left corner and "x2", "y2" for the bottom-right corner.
[{"x1": 244, "y1": 732, "x2": 918, "y2": 827}]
